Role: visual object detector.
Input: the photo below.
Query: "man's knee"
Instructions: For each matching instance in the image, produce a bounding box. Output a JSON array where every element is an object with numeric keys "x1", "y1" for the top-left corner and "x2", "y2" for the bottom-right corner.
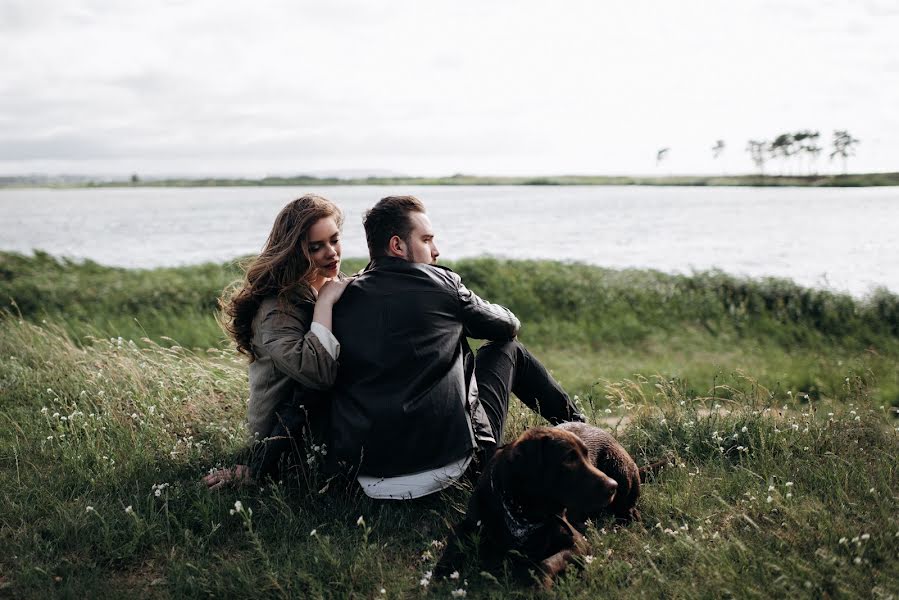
[{"x1": 476, "y1": 338, "x2": 522, "y2": 360}]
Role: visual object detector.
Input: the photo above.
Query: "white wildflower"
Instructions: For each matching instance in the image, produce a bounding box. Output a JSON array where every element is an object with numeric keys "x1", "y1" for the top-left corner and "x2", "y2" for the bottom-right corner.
[
  {"x1": 785, "y1": 482, "x2": 794, "y2": 487},
  {"x1": 310, "y1": 529, "x2": 317, "y2": 537},
  {"x1": 584, "y1": 554, "x2": 595, "y2": 564},
  {"x1": 449, "y1": 571, "x2": 460, "y2": 580},
  {"x1": 786, "y1": 493, "x2": 793, "y2": 499},
  {"x1": 766, "y1": 496, "x2": 773, "y2": 504},
  {"x1": 450, "y1": 589, "x2": 467, "y2": 598},
  {"x1": 861, "y1": 533, "x2": 870, "y2": 541},
  {"x1": 125, "y1": 505, "x2": 133, "y2": 514},
  {"x1": 356, "y1": 515, "x2": 365, "y2": 527},
  {"x1": 86, "y1": 506, "x2": 95, "y2": 513}
]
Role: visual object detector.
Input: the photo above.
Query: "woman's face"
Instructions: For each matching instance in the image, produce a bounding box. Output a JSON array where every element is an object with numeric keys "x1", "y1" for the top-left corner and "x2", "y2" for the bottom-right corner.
[{"x1": 306, "y1": 216, "x2": 341, "y2": 283}]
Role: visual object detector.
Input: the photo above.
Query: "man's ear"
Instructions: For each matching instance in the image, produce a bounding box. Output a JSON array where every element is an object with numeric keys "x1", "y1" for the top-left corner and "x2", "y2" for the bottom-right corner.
[{"x1": 387, "y1": 235, "x2": 405, "y2": 258}]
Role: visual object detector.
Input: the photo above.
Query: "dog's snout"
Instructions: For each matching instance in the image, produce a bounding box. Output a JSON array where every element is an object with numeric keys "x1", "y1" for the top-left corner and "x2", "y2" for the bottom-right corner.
[{"x1": 607, "y1": 478, "x2": 618, "y2": 491}]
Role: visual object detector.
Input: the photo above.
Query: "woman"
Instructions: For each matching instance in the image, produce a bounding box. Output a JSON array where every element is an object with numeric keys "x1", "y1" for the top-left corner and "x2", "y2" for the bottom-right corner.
[{"x1": 204, "y1": 194, "x2": 351, "y2": 489}]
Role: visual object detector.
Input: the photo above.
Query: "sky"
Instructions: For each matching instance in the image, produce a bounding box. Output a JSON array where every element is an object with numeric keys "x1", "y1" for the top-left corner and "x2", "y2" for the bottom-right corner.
[{"x1": 2, "y1": 0, "x2": 898, "y2": 177}]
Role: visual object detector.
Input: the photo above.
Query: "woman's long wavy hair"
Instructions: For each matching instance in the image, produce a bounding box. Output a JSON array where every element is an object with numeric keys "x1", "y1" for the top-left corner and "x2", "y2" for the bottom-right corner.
[{"x1": 221, "y1": 194, "x2": 343, "y2": 361}]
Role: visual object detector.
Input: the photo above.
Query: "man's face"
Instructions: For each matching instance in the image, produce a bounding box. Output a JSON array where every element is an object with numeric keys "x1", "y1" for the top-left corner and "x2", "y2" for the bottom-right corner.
[{"x1": 403, "y1": 211, "x2": 440, "y2": 264}]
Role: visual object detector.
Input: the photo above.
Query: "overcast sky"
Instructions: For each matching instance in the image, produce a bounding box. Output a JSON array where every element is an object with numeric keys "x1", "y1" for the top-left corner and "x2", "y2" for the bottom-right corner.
[{"x1": 2, "y1": 0, "x2": 898, "y2": 177}]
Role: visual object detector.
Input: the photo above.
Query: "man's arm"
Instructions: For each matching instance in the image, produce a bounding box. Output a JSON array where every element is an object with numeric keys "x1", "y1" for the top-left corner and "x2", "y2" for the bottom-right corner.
[{"x1": 457, "y1": 280, "x2": 521, "y2": 340}]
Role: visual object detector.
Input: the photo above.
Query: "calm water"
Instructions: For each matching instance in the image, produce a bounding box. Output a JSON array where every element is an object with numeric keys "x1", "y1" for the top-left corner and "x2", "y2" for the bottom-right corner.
[{"x1": 1, "y1": 185, "x2": 897, "y2": 296}]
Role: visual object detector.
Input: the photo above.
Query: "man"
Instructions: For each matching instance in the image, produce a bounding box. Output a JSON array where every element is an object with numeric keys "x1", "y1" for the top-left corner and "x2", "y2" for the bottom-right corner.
[{"x1": 330, "y1": 196, "x2": 584, "y2": 499}]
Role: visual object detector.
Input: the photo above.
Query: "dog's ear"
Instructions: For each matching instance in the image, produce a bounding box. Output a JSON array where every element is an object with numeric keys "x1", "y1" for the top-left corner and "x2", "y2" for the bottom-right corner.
[{"x1": 502, "y1": 431, "x2": 552, "y2": 491}]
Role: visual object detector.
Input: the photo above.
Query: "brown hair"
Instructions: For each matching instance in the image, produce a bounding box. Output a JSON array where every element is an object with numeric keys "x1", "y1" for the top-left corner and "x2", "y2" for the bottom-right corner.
[
  {"x1": 221, "y1": 194, "x2": 343, "y2": 360},
  {"x1": 363, "y1": 195, "x2": 425, "y2": 258}
]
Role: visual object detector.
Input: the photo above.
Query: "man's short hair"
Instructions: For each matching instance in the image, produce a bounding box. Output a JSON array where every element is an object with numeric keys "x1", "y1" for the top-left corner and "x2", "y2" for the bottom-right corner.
[{"x1": 363, "y1": 195, "x2": 426, "y2": 258}]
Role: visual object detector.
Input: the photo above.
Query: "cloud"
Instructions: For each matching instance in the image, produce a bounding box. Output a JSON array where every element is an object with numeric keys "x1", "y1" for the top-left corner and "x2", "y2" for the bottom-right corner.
[{"x1": 1, "y1": 0, "x2": 897, "y2": 175}]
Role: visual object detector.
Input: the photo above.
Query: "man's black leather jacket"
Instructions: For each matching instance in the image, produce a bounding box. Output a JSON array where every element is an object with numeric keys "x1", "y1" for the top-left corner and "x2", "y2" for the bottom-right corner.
[{"x1": 330, "y1": 257, "x2": 520, "y2": 477}]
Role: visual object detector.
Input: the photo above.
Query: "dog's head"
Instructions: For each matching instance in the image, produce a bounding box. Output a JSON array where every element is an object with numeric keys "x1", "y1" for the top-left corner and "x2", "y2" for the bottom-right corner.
[{"x1": 495, "y1": 427, "x2": 618, "y2": 516}]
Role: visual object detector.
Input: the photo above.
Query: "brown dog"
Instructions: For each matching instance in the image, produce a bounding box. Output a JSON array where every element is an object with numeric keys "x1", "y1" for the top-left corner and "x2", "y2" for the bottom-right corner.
[
  {"x1": 435, "y1": 425, "x2": 630, "y2": 586},
  {"x1": 554, "y1": 421, "x2": 642, "y2": 524}
]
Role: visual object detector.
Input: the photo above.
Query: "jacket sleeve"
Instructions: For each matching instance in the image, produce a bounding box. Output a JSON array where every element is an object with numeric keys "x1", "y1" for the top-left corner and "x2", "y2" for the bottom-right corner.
[
  {"x1": 457, "y1": 279, "x2": 521, "y2": 341},
  {"x1": 256, "y1": 306, "x2": 338, "y2": 390}
]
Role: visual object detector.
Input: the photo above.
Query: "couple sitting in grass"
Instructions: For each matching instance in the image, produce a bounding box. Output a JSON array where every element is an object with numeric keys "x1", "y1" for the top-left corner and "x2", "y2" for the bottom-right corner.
[{"x1": 204, "y1": 194, "x2": 585, "y2": 499}]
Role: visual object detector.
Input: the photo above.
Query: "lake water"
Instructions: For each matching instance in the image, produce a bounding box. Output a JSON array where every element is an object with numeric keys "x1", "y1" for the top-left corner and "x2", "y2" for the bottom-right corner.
[{"x1": 1, "y1": 185, "x2": 897, "y2": 296}]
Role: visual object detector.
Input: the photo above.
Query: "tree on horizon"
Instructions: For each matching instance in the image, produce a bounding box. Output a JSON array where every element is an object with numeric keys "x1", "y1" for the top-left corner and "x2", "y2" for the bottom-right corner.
[
  {"x1": 830, "y1": 130, "x2": 860, "y2": 174},
  {"x1": 656, "y1": 148, "x2": 670, "y2": 169},
  {"x1": 746, "y1": 140, "x2": 767, "y2": 175}
]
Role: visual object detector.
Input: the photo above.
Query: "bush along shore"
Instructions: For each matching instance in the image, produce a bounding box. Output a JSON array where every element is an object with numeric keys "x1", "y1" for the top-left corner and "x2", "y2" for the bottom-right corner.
[{"x1": 1, "y1": 251, "x2": 898, "y2": 598}]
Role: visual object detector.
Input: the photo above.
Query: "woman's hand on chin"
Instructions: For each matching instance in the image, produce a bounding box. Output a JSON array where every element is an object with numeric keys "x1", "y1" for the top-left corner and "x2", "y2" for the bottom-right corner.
[{"x1": 203, "y1": 464, "x2": 252, "y2": 490}]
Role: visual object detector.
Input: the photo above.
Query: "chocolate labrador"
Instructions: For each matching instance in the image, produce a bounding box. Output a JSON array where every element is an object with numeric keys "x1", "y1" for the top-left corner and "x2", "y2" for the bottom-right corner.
[{"x1": 436, "y1": 423, "x2": 645, "y2": 587}]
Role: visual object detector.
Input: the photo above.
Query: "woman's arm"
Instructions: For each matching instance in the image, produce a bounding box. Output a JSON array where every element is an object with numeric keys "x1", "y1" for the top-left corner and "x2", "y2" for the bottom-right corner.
[{"x1": 258, "y1": 278, "x2": 354, "y2": 389}]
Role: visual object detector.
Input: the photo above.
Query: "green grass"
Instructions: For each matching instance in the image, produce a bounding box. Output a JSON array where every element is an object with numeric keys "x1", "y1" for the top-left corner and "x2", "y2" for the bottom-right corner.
[{"x1": 1, "y1": 252, "x2": 898, "y2": 597}]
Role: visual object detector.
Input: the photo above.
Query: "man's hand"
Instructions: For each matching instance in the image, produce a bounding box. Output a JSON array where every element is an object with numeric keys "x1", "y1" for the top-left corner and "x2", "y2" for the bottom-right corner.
[{"x1": 203, "y1": 465, "x2": 252, "y2": 490}]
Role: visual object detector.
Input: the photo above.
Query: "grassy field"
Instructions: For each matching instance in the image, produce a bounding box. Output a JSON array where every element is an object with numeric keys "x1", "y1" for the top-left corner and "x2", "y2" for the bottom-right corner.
[{"x1": 1, "y1": 252, "x2": 898, "y2": 598}]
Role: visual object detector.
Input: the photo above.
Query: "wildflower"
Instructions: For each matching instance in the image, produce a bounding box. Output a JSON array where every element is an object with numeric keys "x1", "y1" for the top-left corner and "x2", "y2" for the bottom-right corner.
[
  {"x1": 356, "y1": 515, "x2": 365, "y2": 527},
  {"x1": 420, "y1": 550, "x2": 433, "y2": 561},
  {"x1": 584, "y1": 555, "x2": 595, "y2": 564},
  {"x1": 604, "y1": 408, "x2": 612, "y2": 414},
  {"x1": 854, "y1": 557, "x2": 862, "y2": 565},
  {"x1": 861, "y1": 533, "x2": 870, "y2": 541},
  {"x1": 310, "y1": 529, "x2": 317, "y2": 537},
  {"x1": 786, "y1": 493, "x2": 793, "y2": 499},
  {"x1": 451, "y1": 589, "x2": 467, "y2": 598},
  {"x1": 868, "y1": 487, "x2": 875, "y2": 494},
  {"x1": 41, "y1": 407, "x2": 48, "y2": 415},
  {"x1": 125, "y1": 505, "x2": 133, "y2": 514},
  {"x1": 52, "y1": 412, "x2": 60, "y2": 418},
  {"x1": 46, "y1": 436, "x2": 53, "y2": 441},
  {"x1": 419, "y1": 570, "x2": 432, "y2": 587},
  {"x1": 768, "y1": 485, "x2": 775, "y2": 492},
  {"x1": 86, "y1": 506, "x2": 95, "y2": 513},
  {"x1": 229, "y1": 500, "x2": 243, "y2": 515},
  {"x1": 766, "y1": 496, "x2": 773, "y2": 504},
  {"x1": 449, "y1": 571, "x2": 460, "y2": 580},
  {"x1": 741, "y1": 426, "x2": 748, "y2": 433},
  {"x1": 838, "y1": 537, "x2": 848, "y2": 544},
  {"x1": 379, "y1": 589, "x2": 386, "y2": 595},
  {"x1": 785, "y1": 482, "x2": 794, "y2": 487}
]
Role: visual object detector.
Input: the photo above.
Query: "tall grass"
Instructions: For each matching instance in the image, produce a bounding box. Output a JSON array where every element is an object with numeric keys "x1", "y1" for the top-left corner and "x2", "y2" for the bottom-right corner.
[
  {"x1": 4, "y1": 251, "x2": 898, "y2": 406},
  {"x1": 1, "y1": 317, "x2": 897, "y2": 598}
]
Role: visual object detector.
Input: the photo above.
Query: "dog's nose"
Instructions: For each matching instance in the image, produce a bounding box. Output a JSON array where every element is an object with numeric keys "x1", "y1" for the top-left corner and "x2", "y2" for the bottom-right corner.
[{"x1": 607, "y1": 478, "x2": 618, "y2": 491}]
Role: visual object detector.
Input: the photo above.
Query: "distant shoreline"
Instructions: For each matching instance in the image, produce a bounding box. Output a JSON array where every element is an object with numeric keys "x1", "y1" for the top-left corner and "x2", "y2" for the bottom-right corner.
[{"x1": 3, "y1": 172, "x2": 899, "y2": 189}]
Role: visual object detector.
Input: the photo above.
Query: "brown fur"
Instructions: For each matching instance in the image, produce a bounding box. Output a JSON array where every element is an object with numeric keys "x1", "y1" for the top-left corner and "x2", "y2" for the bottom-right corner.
[
  {"x1": 554, "y1": 421, "x2": 642, "y2": 523},
  {"x1": 435, "y1": 426, "x2": 624, "y2": 586}
]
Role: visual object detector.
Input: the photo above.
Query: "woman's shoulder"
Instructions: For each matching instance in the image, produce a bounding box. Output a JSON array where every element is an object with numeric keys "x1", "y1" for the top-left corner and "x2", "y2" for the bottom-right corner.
[{"x1": 256, "y1": 293, "x2": 315, "y2": 322}]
